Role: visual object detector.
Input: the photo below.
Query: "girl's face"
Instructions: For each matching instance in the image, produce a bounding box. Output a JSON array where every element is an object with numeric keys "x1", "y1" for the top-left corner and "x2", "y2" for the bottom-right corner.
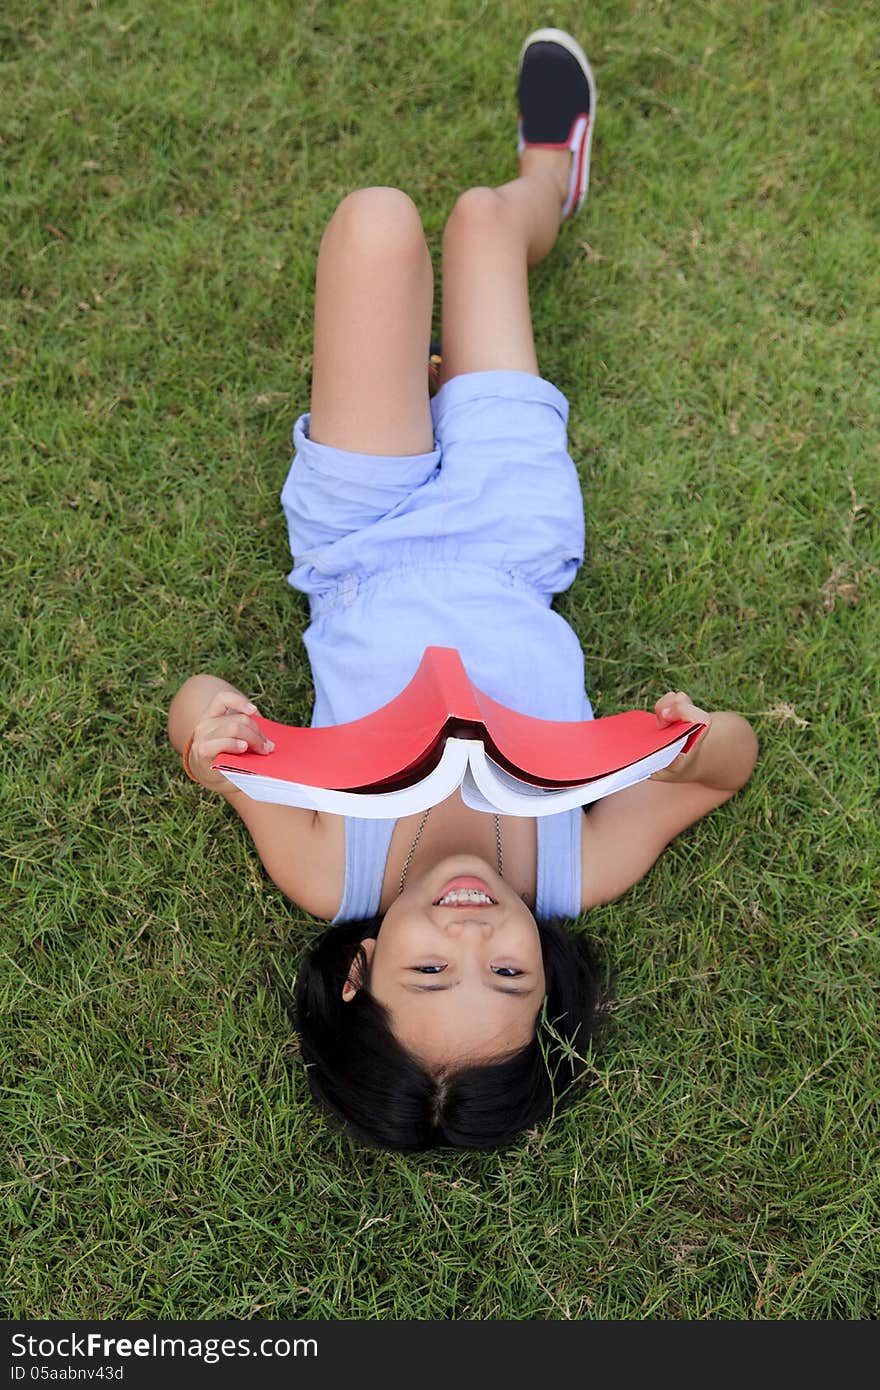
[{"x1": 345, "y1": 853, "x2": 546, "y2": 1070}]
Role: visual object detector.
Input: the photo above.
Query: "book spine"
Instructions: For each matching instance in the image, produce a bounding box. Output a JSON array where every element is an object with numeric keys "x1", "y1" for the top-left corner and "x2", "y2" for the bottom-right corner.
[{"x1": 424, "y1": 647, "x2": 484, "y2": 722}]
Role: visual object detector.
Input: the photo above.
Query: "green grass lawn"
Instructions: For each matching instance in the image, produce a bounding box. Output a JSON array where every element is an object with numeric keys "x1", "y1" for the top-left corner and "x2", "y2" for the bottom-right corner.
[{"x1": 3, "y1": 0, "x2": 878, "y2": 1319}]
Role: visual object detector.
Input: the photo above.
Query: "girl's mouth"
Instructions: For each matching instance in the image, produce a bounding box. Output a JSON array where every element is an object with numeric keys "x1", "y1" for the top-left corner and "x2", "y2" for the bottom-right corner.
[{"x1": 433, "y1": 876, "x2": 497, "y2": 906}]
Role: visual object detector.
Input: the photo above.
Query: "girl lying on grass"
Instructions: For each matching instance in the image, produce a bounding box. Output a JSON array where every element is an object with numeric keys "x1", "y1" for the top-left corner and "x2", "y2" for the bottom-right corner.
[{"x1": 168, "y1": 29, "x2": 758, "y2": 1152}]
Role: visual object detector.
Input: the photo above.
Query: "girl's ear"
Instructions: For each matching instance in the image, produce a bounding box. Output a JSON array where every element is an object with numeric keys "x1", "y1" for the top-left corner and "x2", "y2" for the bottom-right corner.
[{"x1": 341, "y1": 936, "x2": 377, "y2": 1002}]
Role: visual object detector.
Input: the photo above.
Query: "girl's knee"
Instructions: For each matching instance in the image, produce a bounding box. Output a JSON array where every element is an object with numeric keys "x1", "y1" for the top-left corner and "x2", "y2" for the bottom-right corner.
[
  {"x1": 444, "y1": 186, "x2": 508, "y2": 242},
  {"x1": 323, "y1": 186, "x2": 426, "y2": 262}
]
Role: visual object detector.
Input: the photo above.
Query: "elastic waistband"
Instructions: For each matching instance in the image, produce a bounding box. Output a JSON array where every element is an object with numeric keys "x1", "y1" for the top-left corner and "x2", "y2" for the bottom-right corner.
[{"x1": 304, "y1": 557, "x2": 548, "y2": 618}]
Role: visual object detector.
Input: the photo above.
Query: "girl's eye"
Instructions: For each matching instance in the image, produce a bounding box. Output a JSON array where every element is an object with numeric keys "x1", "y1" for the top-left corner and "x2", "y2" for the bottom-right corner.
[
  {"x1": 414, "y1": 964, "x2": 446, "y2": 974},
  {"x1": 491, "y1": 966, "x2": 524, "y2": 978}
]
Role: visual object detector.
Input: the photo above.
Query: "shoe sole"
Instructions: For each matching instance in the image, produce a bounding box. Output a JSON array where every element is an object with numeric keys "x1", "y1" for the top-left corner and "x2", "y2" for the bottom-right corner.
[{"x1": 517, "y1": 26, "x2": 597, "y2": 218}]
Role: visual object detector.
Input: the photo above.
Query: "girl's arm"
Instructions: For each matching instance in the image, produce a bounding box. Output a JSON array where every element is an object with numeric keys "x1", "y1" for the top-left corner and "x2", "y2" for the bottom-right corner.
[
  {"x1": 168, "y1": 675, "x2": 339, "y2": 919},
  {"x1": 580, "y1": 692, "x2": 758, "y2": 909}
]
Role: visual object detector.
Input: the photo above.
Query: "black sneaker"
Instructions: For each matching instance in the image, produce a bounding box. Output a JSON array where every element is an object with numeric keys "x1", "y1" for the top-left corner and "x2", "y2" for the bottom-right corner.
[{"x1": 517, "y1": 27, "x2": 597, "y2": 219}]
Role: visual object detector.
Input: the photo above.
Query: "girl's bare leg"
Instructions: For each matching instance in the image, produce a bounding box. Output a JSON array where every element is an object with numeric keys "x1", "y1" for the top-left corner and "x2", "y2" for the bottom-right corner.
[
  {"x1": 308, "y1": 186, "x2": 435, "y2": 455},
  {"x1": 438, "y1": 148, "x2": 571, "y2": 384}
]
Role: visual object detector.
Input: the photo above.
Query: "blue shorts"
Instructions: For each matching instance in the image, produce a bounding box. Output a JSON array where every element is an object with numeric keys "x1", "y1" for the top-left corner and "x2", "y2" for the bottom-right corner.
[
  {"x1": 281, "y1": 369, "x2": 585, "y2": 613},
  {"x1": 280, "y1": 370, "x2": 592, "y2": 729}
]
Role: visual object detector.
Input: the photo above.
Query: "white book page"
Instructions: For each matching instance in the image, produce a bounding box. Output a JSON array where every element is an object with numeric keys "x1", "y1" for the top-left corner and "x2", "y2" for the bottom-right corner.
[
  {"x1": 217, "y1": 737, "x2": 473, "y2": 818},
  {"x1": 461, "y1": 736, "x2": 689, "y2": 816}
]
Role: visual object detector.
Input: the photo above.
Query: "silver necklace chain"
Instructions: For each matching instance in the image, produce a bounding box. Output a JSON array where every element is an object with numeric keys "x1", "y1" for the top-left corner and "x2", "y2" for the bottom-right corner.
[{"x1": 398, "y1": 807, "x2": 503, "y2": 896}]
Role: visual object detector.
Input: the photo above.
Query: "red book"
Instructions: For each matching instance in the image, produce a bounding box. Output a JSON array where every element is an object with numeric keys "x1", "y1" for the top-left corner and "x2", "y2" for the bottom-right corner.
[{"x1": 214, "y1": 646, "x2": 704, "y2": 818}]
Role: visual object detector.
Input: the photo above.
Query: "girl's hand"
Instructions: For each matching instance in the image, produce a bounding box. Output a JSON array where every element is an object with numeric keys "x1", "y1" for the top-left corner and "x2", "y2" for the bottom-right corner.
[
  {"x1": 187, "y1": 690, "x2": 275, "y2": 788},
  {"x1": 649, "y1": 690, "x2": 712, "y2": 783}
]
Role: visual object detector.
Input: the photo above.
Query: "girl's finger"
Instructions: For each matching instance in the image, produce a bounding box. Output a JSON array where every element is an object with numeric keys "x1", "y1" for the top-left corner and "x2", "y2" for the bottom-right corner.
[
  {"x1": 654, "y1": 691, "x2": 682, "y2": 724},
  {"x1": 199, "y1": 721, "x2": 275, "y2": 755},
  {"x1": 655, "y1": 691, "x2": 706, "y2": 725},
  {"x1": 205, "y1": 690, "x2": 259, "y2": 719},
  {"x1": 200, "y1": 715, "x2": 273, "y2": 749},
  {"x1": 196, "y1": 736, "x2": 259, "y2": 762}
]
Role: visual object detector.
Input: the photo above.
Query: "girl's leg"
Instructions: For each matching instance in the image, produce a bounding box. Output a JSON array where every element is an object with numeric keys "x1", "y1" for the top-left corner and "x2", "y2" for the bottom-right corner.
[
  {"x1": 438, "y1": 148, "x2": 570, "y2": 385},
  {"x1": 308, "y1": 186, "x2": 435, "y2": 455}
]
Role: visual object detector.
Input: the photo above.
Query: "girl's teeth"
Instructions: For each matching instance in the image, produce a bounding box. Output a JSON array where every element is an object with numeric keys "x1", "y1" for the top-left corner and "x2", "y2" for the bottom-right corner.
[{"x1": 436, "y1": 890, "x2": 494, "y2": 905}]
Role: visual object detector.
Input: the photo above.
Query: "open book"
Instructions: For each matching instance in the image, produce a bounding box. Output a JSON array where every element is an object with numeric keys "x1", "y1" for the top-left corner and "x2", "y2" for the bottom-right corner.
[{"x1": 213, "y1": 646, "x2": 705, "y2": 818}]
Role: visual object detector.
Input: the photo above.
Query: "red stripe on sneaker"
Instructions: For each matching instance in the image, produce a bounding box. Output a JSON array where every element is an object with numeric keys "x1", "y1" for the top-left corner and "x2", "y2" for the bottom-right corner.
[
  {"x1": 564, "y1": 114, "x2": 590, "y2": 218},
  {"x1": 575, "y1": 114, "x2": 590, "y2": 199}
]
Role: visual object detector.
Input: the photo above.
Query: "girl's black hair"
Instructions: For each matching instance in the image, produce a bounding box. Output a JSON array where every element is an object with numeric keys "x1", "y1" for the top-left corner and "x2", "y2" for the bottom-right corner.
[{"x1": 292, "y1": 914, "x2": 609, "y2": 1151}]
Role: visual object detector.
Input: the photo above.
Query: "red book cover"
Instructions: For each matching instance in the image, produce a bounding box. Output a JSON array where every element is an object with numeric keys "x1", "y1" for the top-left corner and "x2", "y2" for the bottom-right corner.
[{"x1": 213, "y1": 646, "x2": 703, "y2": 793}]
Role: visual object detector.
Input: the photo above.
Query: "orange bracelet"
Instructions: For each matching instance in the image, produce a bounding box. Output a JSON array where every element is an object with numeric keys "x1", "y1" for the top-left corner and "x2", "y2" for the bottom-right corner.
[{"x1": 182, "y1": 731, "x2": 198, "y2": 781}]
